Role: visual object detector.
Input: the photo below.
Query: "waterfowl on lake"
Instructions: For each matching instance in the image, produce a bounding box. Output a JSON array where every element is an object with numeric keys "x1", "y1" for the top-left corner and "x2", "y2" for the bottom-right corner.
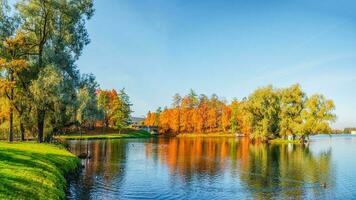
[{"x1": 78, "y1": 152, "x2": 91, "y2": 159}]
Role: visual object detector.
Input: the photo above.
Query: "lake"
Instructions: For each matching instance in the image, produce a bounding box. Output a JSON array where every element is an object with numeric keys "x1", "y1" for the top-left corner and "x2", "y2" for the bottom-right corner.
[{"x1": 66, "y1": 135, "x2": 356, "y2": 199}]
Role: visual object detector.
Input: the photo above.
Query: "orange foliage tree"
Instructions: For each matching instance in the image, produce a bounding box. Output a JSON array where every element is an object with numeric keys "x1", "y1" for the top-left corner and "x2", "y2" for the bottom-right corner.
[
  {"x1": 144, "y1": 90, "x2": 245, "y2": 135},
  {"x1": 97, "y1": 89, "x2": 132, "y2": 129},
  {"x1": 0, "y1": 33, "x2": 29, "y2": 141}
]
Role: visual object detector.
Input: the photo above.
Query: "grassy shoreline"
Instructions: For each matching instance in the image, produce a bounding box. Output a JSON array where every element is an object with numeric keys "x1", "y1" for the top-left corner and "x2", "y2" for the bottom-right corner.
[
  {"x1": 57, "y1": 130, "x2": 152, "y2": 140},
  {"x1": 0, "y1": 142, "x2": 79, "y2": 200},
  {"x1": 269, "y1": 138, "x2": 303, "y2": 144},
  {"x1": 176, "y1": 133, "x2": 305, "y2": 144}
]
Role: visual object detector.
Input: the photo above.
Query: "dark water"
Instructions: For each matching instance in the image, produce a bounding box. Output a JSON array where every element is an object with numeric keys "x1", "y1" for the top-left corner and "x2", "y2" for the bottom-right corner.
[{"x1": 66, "y1": 135, "x2": 356, "y2": 200}]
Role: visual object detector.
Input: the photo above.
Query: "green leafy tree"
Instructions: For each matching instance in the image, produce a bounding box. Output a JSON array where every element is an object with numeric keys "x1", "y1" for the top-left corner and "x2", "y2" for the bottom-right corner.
[
  {"x1": 116, "y1": 88, "x2": 132, "y2": 128},
  {"x1": 77, "y1": 73, "x2": 100, "y2": 130},
  {"x1": 97, "y1": 90, "x2": 110, "y2": 128},
  {"x1": 278, "y1": 84, "x2": 305, "y2": 139},
  {"x1": 30, "y1": 66, "x2": 63, "y2": 142},
  {"x1": 15, "y1": 0, "x2": 94, "y2": 141},
  {"x1": 245, "y1": 86, "x2": 280, "y2": 141},
  {"x1": 299, "y1": 94, "x2": 336, "y2": 141}
]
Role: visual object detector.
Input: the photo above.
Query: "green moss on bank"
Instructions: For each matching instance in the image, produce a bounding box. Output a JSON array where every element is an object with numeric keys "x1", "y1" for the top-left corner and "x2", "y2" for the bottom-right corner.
[
  {"x1": 0, "y1": 142, "x2": 79, "y2": 200},
  {"x1": 57, "y1": 130, "x2": 152, "y2": 140},
  {"x1": 269, "y1": 138, "x2": 302, "y2": 144}
]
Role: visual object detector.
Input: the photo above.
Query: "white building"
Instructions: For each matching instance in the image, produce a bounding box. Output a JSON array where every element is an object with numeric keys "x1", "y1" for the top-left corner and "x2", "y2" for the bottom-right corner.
[{"x1": 351, "y1": 131, "x2": 356, "y2": 135}]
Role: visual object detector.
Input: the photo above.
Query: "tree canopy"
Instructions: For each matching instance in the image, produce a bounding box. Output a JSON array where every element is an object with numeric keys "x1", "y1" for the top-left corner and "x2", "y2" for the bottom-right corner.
[
  {"x1": 145, "y1": 85, "x2": 336, "y2": 142},
  {"x1": 0, "y1": 0, "x2": 133, "y2": 142}
]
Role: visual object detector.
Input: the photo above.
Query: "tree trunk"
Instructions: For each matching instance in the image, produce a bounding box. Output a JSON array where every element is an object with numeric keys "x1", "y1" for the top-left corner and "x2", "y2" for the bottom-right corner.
[
  {"x1": 20, "y1": 120, "x2": 25, "y2": 141},
  {"x1": 9, "y1": 107, "x2": 14, "y2": 142},
  {"x1": 300, "y1": 135, "x2": 306, "y2": 144},
  {"x1": 9, "y1": 73, "x2": 14, "y2": 142},
  {"x1": 37, "y1": 109, "x2": 45, "y2": 143}
]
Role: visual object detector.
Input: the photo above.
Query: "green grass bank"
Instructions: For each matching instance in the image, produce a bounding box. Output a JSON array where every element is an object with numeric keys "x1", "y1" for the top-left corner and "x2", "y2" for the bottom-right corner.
[
  {"x1": 269, "y1": 138, "x2": 303, "y2": 144},
  {"x1": 0, "y1": 142, "x2": 79, "y2": 200},
  {"x1": 57, "y1": 130, "x2": 152, "y2": 140}
]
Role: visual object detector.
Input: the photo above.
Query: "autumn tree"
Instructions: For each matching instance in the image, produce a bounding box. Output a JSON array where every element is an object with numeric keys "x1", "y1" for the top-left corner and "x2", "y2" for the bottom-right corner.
[
  {"x1": 171, "y1": 93, "x2": 182, "y2": 133},
  {"x1": 144, "y1": 111, "x2": 155, "y2": 126},
  {"x1": 97, "y1": 89, "x2": 132, "y2": 130},
  {"x1": 159, "y1": 108, "x2": 171, "y2": 133},
  {"x1": 0, "y1": 33, "x2": 28, "y2": 141},
  {"x1": 97, "y1": 90, "x2": 110, "y2": 128},
  {"x1": 236, "y1": 99, "x2": 251, "y2": 136},
  {"x1": 221, "y1": 105, "x2": 231, "y2": 132},
  {"x1": 145, "y1": 85, "x2": 336, "y2": 141}
]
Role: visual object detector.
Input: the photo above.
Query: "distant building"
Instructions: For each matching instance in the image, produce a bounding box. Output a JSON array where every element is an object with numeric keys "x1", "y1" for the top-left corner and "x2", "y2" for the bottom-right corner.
[
  {"x1": 130, "y1": 117, "x2": 145, "y2": 126},
  {"x1": 130, "y1": 117, "x2": 158, "y2": 135},
  {"x1": 351, "y1": 131, "x2": 356, "y2": 135}
]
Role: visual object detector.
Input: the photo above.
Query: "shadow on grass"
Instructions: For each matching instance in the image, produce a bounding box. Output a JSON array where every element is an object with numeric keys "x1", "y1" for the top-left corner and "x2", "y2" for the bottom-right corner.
[{"x1": 0, "y1": 144, "x2": 79, "y2": 200}]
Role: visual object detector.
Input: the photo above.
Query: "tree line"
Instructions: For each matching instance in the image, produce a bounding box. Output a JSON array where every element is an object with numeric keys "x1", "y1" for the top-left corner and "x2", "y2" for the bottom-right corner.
[
  {"x1": 144, "y1": 84, "x2": 336, "y2": 141},
  {"x1": 0, "y1": 0, "x2": 132, "y2": 142}
]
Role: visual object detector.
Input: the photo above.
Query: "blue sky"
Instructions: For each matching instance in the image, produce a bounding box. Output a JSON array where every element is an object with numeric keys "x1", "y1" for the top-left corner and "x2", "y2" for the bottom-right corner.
[{"x1": 75, "y1": 0, "x2": 356, "y2": 128}]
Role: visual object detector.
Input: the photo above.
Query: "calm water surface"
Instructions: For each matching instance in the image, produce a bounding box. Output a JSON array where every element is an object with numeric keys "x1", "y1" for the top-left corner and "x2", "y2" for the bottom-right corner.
[{"x1": 66, "y1": 135, "x2": 356, "y2": 200}]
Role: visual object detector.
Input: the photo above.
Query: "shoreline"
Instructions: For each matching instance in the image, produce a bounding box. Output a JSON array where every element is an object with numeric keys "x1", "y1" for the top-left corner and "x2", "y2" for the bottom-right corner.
[
  {"x1": 175, "y1": 132, "x2": 308, "y2": 144},
  {"x1": 0, "y1": 142, "x2": 80, "y2": 200},
  {"x1": 56, "y1": 130, "x2": 152, "y2": 140}
]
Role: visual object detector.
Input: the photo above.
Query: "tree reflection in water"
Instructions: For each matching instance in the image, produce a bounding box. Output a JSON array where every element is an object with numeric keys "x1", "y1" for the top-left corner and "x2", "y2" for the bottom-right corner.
[
  {"x1": 144, "y1": 137, "x2": 332, "y2": 199},
  {"x1": 66, "y1": 137, "x2": 333, "y2": 199},
  {"x1": 68, "y1": 140, "x2": 128, "y2": 199}
]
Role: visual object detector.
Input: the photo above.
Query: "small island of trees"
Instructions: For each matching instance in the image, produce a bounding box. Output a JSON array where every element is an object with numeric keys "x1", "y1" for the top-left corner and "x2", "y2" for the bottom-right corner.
[{"x1": 145, "y1": 84, "x2": 336, "y2": 142}]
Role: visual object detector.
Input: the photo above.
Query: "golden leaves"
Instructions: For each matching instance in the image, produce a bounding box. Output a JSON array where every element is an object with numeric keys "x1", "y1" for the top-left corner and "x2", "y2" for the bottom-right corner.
[
  {"x1": 0, "y1": 79, "x2": 16, "y2": 91},
  {"x1": 0, "y1": 58, "x2": 28, "y2": 72},
  {"x1": 3, "y1": 32, "x2": 27, "y2": 51},
  {"x1": 10, "y1": 59, "x2": 28, "y2": 71}
]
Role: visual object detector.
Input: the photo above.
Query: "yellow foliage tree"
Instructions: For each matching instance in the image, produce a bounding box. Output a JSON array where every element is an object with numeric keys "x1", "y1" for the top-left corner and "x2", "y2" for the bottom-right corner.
[{"x1": 0, "y1": 33, "x2": 29, "y2": 141}]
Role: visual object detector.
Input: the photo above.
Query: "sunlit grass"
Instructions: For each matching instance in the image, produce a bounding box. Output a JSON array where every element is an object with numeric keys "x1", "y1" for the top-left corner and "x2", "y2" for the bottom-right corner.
[
  {"x1": 269, "y1": 138, "x2": 302, "y2": 144},
  {"x1": 0, "y1": 142, "x2": 79, "y2": 200},
  {"x1": 57, "y1": 130, "x2": 152, "y2": 140}
]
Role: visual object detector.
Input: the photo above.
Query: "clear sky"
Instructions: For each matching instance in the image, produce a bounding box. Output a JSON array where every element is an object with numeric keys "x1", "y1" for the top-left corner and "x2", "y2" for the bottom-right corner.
[{"x1": 75, "y1": 0, "x2": 356, "y2": 128}]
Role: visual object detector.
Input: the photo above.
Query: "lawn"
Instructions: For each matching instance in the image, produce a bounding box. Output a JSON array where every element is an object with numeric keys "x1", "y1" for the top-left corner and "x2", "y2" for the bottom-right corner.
[
  {"x1": 57, "y1": 130, "x2": 152, "y2": 140},
  {"x1": 0, "y1": 142, "x2": 79, "y2": 200}
]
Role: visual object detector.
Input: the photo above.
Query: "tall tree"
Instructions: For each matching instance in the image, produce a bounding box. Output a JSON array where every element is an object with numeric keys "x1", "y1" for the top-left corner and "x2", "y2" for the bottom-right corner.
[
  {"x1": 230, "y1": 99, "x2": 239, "y2": 133},
  {"x1": 0, "y1": 33, "x2": 28, "y2": 141},
  {"x1": 29, "y1": 66, "x2": 63, "y2": 142},
  {"x1": 278, "y1": 84, "x2": 305, "y2": 139},
  {"x1": 97, "y1": 89, "x2": 133, "y2": 130},
  {"x1": 15, "y1": 0, "x2": 94, "y2": 142},
  {"x1": 113, "y1": 88, "x2": 132, "y2": 129},
  {"x1": 77, "y1": 73, "x2": 100, "y2": 131},
  {"x1": 235, "y1": 86, "x2": 280, "y2": 141}
]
